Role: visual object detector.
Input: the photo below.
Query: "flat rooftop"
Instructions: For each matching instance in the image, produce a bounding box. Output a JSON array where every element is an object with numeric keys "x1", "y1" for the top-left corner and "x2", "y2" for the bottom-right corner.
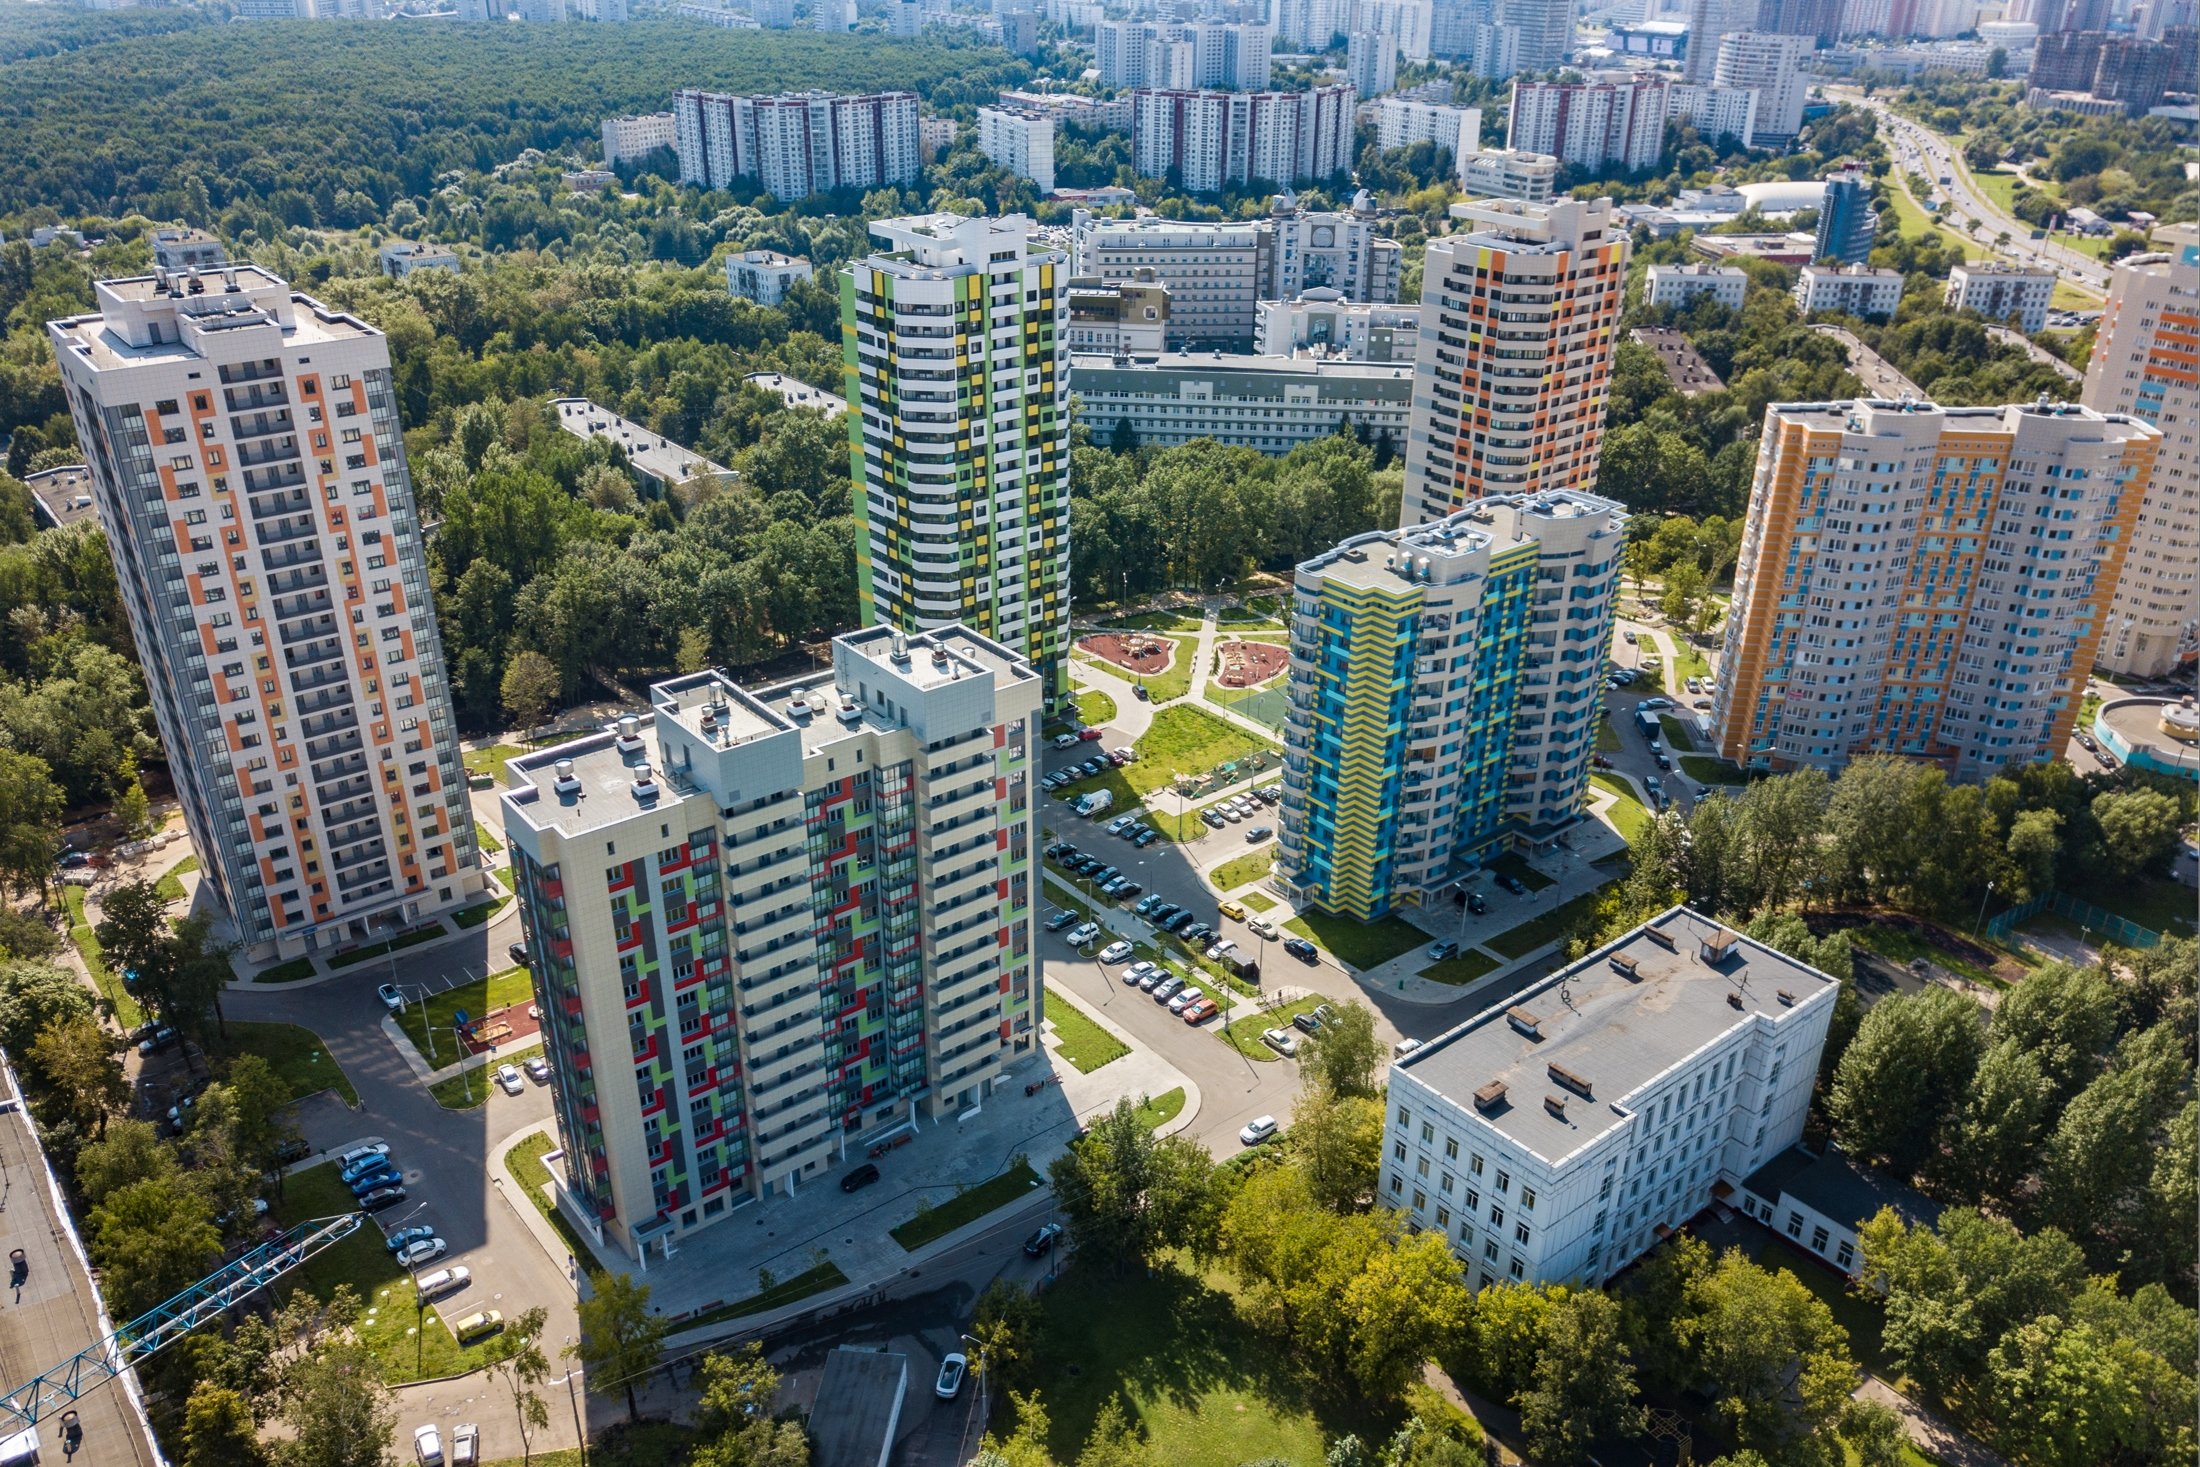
[
  {"x1": 809, "y1": 1348, "x2": 908, "y2": 1467},
  {"x1": 1632, "y1": 327, "x2": 1726, "y2": 396},
  {"x1": 1070, "y1": 351, "x2": 1412, "y2": 382},
  {"x1": 1400, "y1": 905, "x2": 1838, "y2": 1165},
  {"x1": 25, "y1": 465, "x2": 95, "y2": 529},
  {"x1": 49, "y1": 275, "x2": 376, "y2": 373},
  {"x1": 2099, "y1": 696, "x2": 2200, "y2": 774},
  {"x1": 551, "y1": 398, "x2": 734, "y2": 487},
  {"x1": 1745, "y1": 1144, "x2": 1941, "y2": 1230},
  {"x1": 743, "y1": 371, "x2": 847, "y2": 415}
]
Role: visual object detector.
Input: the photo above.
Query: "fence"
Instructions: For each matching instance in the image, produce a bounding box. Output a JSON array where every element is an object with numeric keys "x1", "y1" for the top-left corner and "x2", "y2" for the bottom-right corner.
[{"x1": 1983, "y1": 890, "x2": 2162, "y2": 949}]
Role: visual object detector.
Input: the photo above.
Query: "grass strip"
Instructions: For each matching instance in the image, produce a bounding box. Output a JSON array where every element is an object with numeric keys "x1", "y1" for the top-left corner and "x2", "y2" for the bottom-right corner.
[
  {"x1": 1680, "y1": 755, "x2": 1751, "y2": 785},
  {"x1": 1421, "y1": 948, "x2": 1501, "y2": 986},
  {"x1": 891, "y1": 1163, "x2": 1044, "y2": 1251},
  {"x1": 64, "y1": 886, "x2": 142, "y2": 1028},
  {"x1": 428, "y1": 1044, "x2": 543, "y2": 1111},
  {"x1": 254, "y1": 956, "x2": 317, "y2": 984},
  {"x1": 223, "y1": 1021, "x2": 359, "y2": 1106},
  {"x1": 1486, "y1": 888, "x2": 1608, "y2": 961},
  {"x1": 1241, "y1": 890, "x2": 1278, "y2": 913},
  {"x1": 463, "y1": 743, "x2": 525, "y2": 777},
  {"x1": 153, "y1": 855, "x2": 199, "y2": 903},
  {"x1": 1487, "y1": 852, "x2": 1555, "y2": 892},
  {"x1": 677, "y1": 1259, "x2": 849, "y2": 1332},
  {"x1": 326, "y1": 922, "x2": 447, "y2": 969},
  {"x1": 507, "y1": 1130, "x2": 603, "y2": 1274},
  {"x1": 451, "y1": 896, "x2": 509, "y2": 928},
  {"x1": 1591, "y1": 772, "x2": 1650, "y2": 843},
  {"x1": 1133, "y1": 1087, "x2": 1187, "y2": 1130},
  {"x1": 1281, "y1": 909, "x2": 1428, "y2": 971},
  {"x1": 394, "y1": 964, "x2": 536, "y2": 1062},
  {"x1": 1042, "y1": 987, "x2": 1130, "y2": 1073},
  {"x1": 1075, "y1": 688, "x2": 1118, "y2": 725},
  {"x1": 1659, "y1": 715, "x2": 1699, "y2": 752},
  {"x1": 1220, "y1": 994, "x2": 1327, "y2": 1060},
  {"x1": 1208, "y1": 847, "x2": 1274, "y2": 892}
]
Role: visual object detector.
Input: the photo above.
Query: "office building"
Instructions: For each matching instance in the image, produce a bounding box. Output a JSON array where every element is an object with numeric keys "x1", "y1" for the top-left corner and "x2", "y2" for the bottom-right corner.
[
  {"x1": 150, "y1": 228, "x2": 226, "y2": 273},
  {"x1": 1374, "y1": 96, "x2": 1483, "y2": 158},
  {"x1": 1712, "y1": 398, "x2": 2160, "y2": 781},
  {"x1": 1070, "y1": 197, "x2": 1396, "y2": 348},
  {"x1": 1794, "y1": 263, "x2": 1904, "y2": 319},
  {"x1": 1067, "y1": 273, "x2": 1171, "y2": 357},
  {"x1": 1506, "y1": 75, "x2": 1669, "y2": 173},
  {"x1": 842, "y1": 215, "x2": 1070, "y2": 705},
  {"x1": 601, "y1": 111, "x2": 677, "y2": 166},
  {"x1": 1347, "y1": 30, "x2": 1401, "y2": 96},
  {"x1": 976, "y1": 106, "x2": 1058, "y2": 192},
  {"x1": 501, "y1": 625, "x2": 1044, "y2": 1262},
  {"x1": 1713, "y1": 31, "x2": 1812, "y2": 142},
  {"x1": 1668, "y1": 83, "x2": 1761, "y2": 147},
  {"x1": 1255, "y1": 292, "x2": 1421, "y2": 359},
  {"x1": 1069, "y1": 350, "x2": 1413, "y2": 450},
  {"x1": 378, "y1": 241, "x2": 460, "y2": 279},
  {"x1": 47, "y1": 265, "x2": 482, "y2": 961},
  {"x1": 1403, "y1": 197, "x2": 1629, "y2": 522},
  {"x1": 1814, "y1": 167, "x2": 1878, "y2": 264},
  {"x1": 673, "y1": 90, "x2": 921, "y2": 198},
  {"x1": 1383, "y1": 907, "x2": 1840, "y2": 1289},
  {"x1": 1130, "y1": 85, "x2": 1358, "y2": 194},
  {"x1": 1275, "y1": 491, "x2": 1625, "y2": 918},
  {"x1": 2086, "y1": 227, "x2": 2199, "y2": 679},
  {"x1": 1097, "y1": 19, "x2": 1272, "y2": 88},
  {"x1": 1645, "y1": 262, "x2": 1748, "y2": 310},
  {"x1": 725, "y1": 251, "x2": 814, "y2": 307},
  {"x1": 1944, "y1": 264, "x2": 2054, "y2": 335},
  {"x1": 1457, "y1": 147, "x2": 1559, "y2": 201}
]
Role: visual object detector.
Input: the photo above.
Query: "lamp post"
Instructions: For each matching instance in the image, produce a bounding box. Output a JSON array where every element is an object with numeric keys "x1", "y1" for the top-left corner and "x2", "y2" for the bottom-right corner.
[
  {"x1": 1971, "y1": 879, "x2": 1996, "y2": 938},
  {"x1": 553, "y1": 1357, "x2": 589, "y2": 1467}
]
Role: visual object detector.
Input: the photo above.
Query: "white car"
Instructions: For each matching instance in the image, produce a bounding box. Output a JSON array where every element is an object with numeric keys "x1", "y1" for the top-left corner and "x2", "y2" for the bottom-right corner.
[
  {"x1": 377, "y1": 983, "x2": 405, "y2": 1013},
  {"x1": 1247, "y1": 916, "x2": 1279, "y2": 939},
  {"x1": 1261, "y1": 1027, "x2": 1299, "y2": 1057},
  {"x1": 1204, "y1": 939, "x2": 1237, "y2": 961},
  {"x1": 1167, "y1": 986, "x2": 1204, "y2": 1014},
  {"x1": 1121, "y1": 960, "x2": 1158, "y2": 987},
  {"x1": 1239, "y1": 1115, "x2": 1279, "y2": 1147},
  {"x1": 397, "y1": 1237, "x2": 449, "y2": 1269},
  {"x1": 495, "y1": 1064, "x2": 524, "y2": 1095},
  {"x1": 450, "y1": 1424, "x2": 479, "y2": 1467},
  {"x1": 1097, "y1": 940, "x2": 1133, "y2": 965},
  {"x1": 414, "y1": 1424, "x2": 444, "y2": 1466},
  {"x1": 936, "y1": 1352, "x2": 967, "y2": 1400},
  {"x1": 1065, "y1": 922, "x2": 1100, "y2": 946},
  {"x1": 336, "y1": 1143, "x2": 390, "y2": 1170},
  {"x1": 416, "y1": 1266, "x2": 471, "y2": 1302},
  {"x1": 1052, "y1": 732, "x2": 1079, "y2": 749}
]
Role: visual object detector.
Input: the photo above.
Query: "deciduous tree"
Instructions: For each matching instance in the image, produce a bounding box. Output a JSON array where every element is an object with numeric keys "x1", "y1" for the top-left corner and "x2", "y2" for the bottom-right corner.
[
  {"x1": 1517, "y1": 1289, "x2": 1644, "y2": 1466},
  {"x1": 1829, "y1": 985, "x2": 1984, "y2": 1176},
  {"x1": 575, "y1": 1271, "x2": 666, "y2": 1424}
]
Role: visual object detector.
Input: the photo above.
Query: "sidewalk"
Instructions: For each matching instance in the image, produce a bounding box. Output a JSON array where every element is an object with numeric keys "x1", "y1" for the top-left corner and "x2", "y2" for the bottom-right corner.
[{"x1": 1040, "y1": 982, "x2": 1201, "y2": 1139}]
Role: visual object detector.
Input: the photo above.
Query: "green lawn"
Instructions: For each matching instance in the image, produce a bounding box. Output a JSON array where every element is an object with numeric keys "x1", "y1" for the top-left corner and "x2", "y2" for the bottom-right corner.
[
  {"x1": 890, "y1": 1163, "x2": 1044, "y2": 1250},
  {"x1": 1221, "y1": 993, "x2": 1328, "y2": 1059},
  {"x1": 1845, "y1": 922, "x2": 2012, "y2": 991},
  {"x1": 1240, "y1": 891, "x2": 1278, "y2": 913},
  {"x1": 429, "y1": 1044, "x2": 542, "y2": 1110},
  {"x1": 450, "y1": 896, "x2": 509, "y2": 928},
  {"x1": 1022, "y1": 1260, "x2": 1342, "y2": 1467},
  {"x1": 1134, "y1": 1087, "x2": 1187, "y2": 1129},
  {"x1": 1680, "y1": 755, "x2": 1751, "y2": 785},
  {"x1": 1486, "y1": 887, "x2": 1609, "y2": 961},
  {"x1": 394, "y1": 965, "x2": 536, "y2": 1062},
  {"x1": 1207, "y1": 847, "x2": 1273, "y2": 892},
  {"x1": 153, "y1": 855, "x2": 199, "y2": 904},
  {"x1": 1127, "y1": 704, "x2": 1275, "y2": 796},
  {"x1": 1043, "y1": 987, "x2": 1130, "y2": 1073},
  {"x1": 474, "y1": 826, "x2": 503, "y2": 856},
  {"x1": 326, "y1": 922, "x2": 447, "y2": 969},
  {"x1": 63, "y1": 886, "x2": 141, "y2": 1028},
  {"x1": 494, "y1": 865, "x2": 521, "y2": 892},
  {"x1": 1077, "y1": 632, "x2": 1199, "y2": 704},
  {"x1": 507, "y1": 1130, "x2": 601, "y2": 1273},
  {"x1": 1659, "y1": 716, "x2": 1698, "y2": 753},
  {"x1": 1282, "y1": 908, "x2": 1428, "y2": 971},
  {"x1": 1077, "y1": 688, "x2": 1120, "y2": 726},
  {"x1": 1591, "y1": 772, "x2": 1651, "y2": 843},
  {"x1": 478, "y1": 1422, "x2": 698, "y2": 1467},
  {"x1": 1421, "y1": 947, "x2": 1501, "y2": 986},
  {"x1": 1486, "y1": 852, "x2": 1555, "y2": 892},
  {"x1": 2066, "y1": 873, "x2": 2200, "y2": 939},
  {"x1": 1595, "y1": 715, "x2": 1621, "y2": 754},
  {"x1": 222, "y1": 1021, "x2": 359, "y2": 1106},
  {"x1": 253, "y1": 957, "x2": 316, "y2": 984},
  {"x1": 271, "y1": 1163, "x2": 502, "y2": 1384},
  {"x1": 677, "y1": 1258, "x2": 849, "y2": 1332},
  {"x1": 1668, "y1": 637, "x2": 1712, "y2": 684},
  {"x1": 463, "y1": 743, "x2": 525, "y2": 777},
  {"x1": 1110, "y1": 610, "x2": 1206, "y2": 631}
]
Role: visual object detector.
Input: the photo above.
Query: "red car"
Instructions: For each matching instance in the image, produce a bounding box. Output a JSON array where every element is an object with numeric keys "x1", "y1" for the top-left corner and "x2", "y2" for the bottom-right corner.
[
  {"x1": 1180, "y1": 997, "x2": 1219, "y2": 1024},
  {"x1": 1078, "y1": 728, "x2": 1105, "y2": 742}
]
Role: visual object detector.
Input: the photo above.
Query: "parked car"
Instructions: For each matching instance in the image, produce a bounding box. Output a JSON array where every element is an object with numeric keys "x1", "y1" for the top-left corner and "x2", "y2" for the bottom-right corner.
[
  {"x1": 1429, "y1": 940, "x2": 1459, "y2": 961},
  {"x1": 1108, "y1": 749, "x2": 1133, "y2": 766},
  {"x1": 274, "y1": 1137, "x2": 313, "y2": 1165},
  {"x1": 377, "y1": 983, "x2": 405, "y2": 1013},
  {"x1": 342, "y1": 1153, "x2": 398, "y2": 1186},
  {"x1": 386, "y1": 1225, "x2": 436, "y2": 1256},
  {"x1": 414, "y1": 1424, "x2": 444, "y2": 1466},
  {"x1": 1282, "y1": 937, "x2": 1318, "y2": 962},
  {"x1": 1105, "y1": 815, "x2": 1135, "y2": 835},
  {"x1": 397, "y1": 1238, "x2": 449, "y2": 1269},
  {"x1": 1133, "y1": 685, "x2": 1150, "y2": 700},
  {"x1": 1098, "y1": 940, "x2": 1133, "y2": 965},
  {"x1": 1467, "y1": 890, "x2": 1487, "y2": 915},
  {"x1": 1685, "y1": 676, "x2": 1702, "y2": 694},
  {"x1": 1204, "y1": 939, "x2": 1237, "y2": 962},
  {"x1": 1246, "y1": 825, "x2": 1273, "y2": 842},
  {"x1": 452, "y1": 1310, "x2": 503, "y2": 1344},
  {"x1": 1201, "y1": 809, "x2": 1227, "y2": 829},
  {"x1": 936, "y1": 1353, "x2": 968, "y2": 1400},
  {"x1": 337, "y1": 1143, "x2": 390, "y2": 1170},
  {"x1": 495, "y1": 1064, "x2": 524, "y2": 1096},
  {"x1": 1164, "y1": 912, "x2": 1197, "y2": 935},
  {"x1": 1261, "y1": 1027, "x2": 1299, "y2": 1057},
  {"x1": 1023, "y1": 1222, "x2": 1065, "y2": 1257},
  {"x1": 1239, "y1": 1115, "x2": 1279, "y2": 1147},
  {"x1": 1180, "y1": 997, "x2": 1218, "y2": 1023},
  {"x1": 840, "y1": 1163, "x2": 881, "y2": 1193},
  {"x1": 1495, "y1": 873, "x2": 1528, "y2": 895},
  {"x1": 1134, "y1": 895, "x2": 1163, "y2": 917},
  {"x1": 1167, "y1": 986, "x2": 1204, "y2": 1014},
  {"x1": 1044, "y1": 909, "x2": 1078, "y2": 932},
  {"x1": 358, "y1": 1186, "x2": 408, "y2": 1212},
  {"x1": 508, "y1": 941, "x2": 530, "y2": 966},
  {"x1": 1122, "y1": 961, "x2": 1157, "y2": 987},
  {"x1": 1065, "y1": 922, "x2": 1100, "y2": 946},
  {"x1": 350, "y1": 1168, "x2": 401, "y2": 1198},
  {"x1": 136, "y1": 1025, "x2": 176, "y2": 1057},
  {"x1": 1292, "y1": 1010, "x2": 1323, "y2": 1035},
  {"x1": 449, "y1": 1424, "x2": 479, "y2": 1467},
  {"x1": 1078, "y1": 728, "x2": 1105, "y2": 742},
  {"x1": 1247, "y1": 916, "x2": 1279, "y2": 939},
  {"x1": 1052, "y1": 732, "x2": 1079, "y2": 749},
  {"x1": 1133, "y1": 829, "x2": 1160, "y2": 848},
  {"x1": 416, "y1": 1266, "x2": 471, "y2": 1302},
  {"x1": 1639, "y1": 696, "x2": 1673, "y2": 712},
  {"x1": 1182, "y1": 922, "x2": 1214, "y2": 944}
]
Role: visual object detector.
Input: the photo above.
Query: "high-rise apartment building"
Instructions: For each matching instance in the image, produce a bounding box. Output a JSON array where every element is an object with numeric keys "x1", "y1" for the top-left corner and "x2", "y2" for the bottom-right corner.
[
  {"x1": 1505, "y1": 75, "x2": 1670, "y2": 173},
  {"x1": 673, "y1": 90, "x2": 921, "y2": 198},
  {"x1": 1683, "y1": 0, "x2": 1756, "y2": 78},
  {"x1": 1271, "y1": 0, "x2": 1348, "y2": 49},
  {"x1": 2085, "y1": 226, "x2": 2199, "y2": 678},
  {"x1": 1096, "y1": 19, "x2": 1271, "y2": 88},
  {"x1": 1374, "y1": 96, "x2": 1483, "y2": 157},
  {"x1": 1275, "y1": 491, "x2": 1624, "y2": 919},
  {"x1": 1130, "y1": 85, "x2": 1358, "y2": 194},
  {"x1": 1667, "y1": 82, "x2": 1761, "y2": 148},
  {"x1": 1944, "y1": 263, "x2": 2054, "y2": 335},
  {"x1": 1713, "y1": 398, "x2": 2160, "y2": 781},
  {"x1": 1347, "y1": 30, "x2": 1401, "y2": 96},
  {"x1": 1430, "y1": 0, "x2": 1527, "y2": 79},
  {"x1": 841, "y1": 215, "x2": 1071, "y2": 705},
  {"x1": 500, "y1": 625, "x2": 1043, "y2": 1261},
  {"x1": 1814, "y1": 167, "x2": 1878, "y2": 264},
  {"x1": 1384, "y1": 906, "x2": 1839, "y2": 1290},
  {"x1": 1457, "y1": 148, "x2": 1560, "y2": 201},
  {"x1": 1712, "y1": 31, "x2": 1811, "y2": 141},
  {"x1": 1403, "y1": 197, "x2": 1628, "y2": 522},
  {"x1": 976, "y1": 105, "x2": 1058, "y2": 192},
  {"x1": 48, "y1": 266, "x2": 481, "y2": 960},
  {"x1": 1355, "y1": 0, "x2": 1436, "y2": 59}
]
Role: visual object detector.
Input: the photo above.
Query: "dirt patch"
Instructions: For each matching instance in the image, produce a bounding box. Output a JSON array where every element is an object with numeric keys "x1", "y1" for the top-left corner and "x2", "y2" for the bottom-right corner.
[
  {"x1": 459, "y1": 1002, "x2": 542, "y2": 1056},
  {"x1": 1080, "y1": 632, "x2": 1178, "y2": 675},
  {"x1": 1214, "y1": 639, "x2": 1288, "y2": 688}
]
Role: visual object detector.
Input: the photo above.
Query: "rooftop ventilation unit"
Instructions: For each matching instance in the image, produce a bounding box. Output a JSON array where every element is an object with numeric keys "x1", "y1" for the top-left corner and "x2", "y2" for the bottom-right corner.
[
  {"x1": 1548, "y1": 1063, "x2": 1593, "y2": 1099},
  {"x1": 614, "y1": 715, "x2": 646, "y2": 756},
  {"x1": 632, "y1": 770, "x2": 660, "y2": 803},
  {"x1": 1473, "y1": 1080, "x2": 1508, "y2": 1113},
  {"x1": 1644, "y1": 925, "x2": 1677, "y2": 951},
  {"x1": 1609, "y1": 953, "x2": 1641, "y2": 981},
  {"x1": 1776, "y1": 988, "x2": 1796, "y2": 1006},
  {"x1": 1726, "y1": 991, "x2": 1744, "y2": 1009},
  {"x1": 1544, "y1": 1094, "x2": 1567, "y2": 1119},
  {"x1": 836, "y1": 698, "x2": 863, "y2": 726},
  {"x1": 786, "y1": 697, "x2": 812, "y2": 722},
  {"x1": 551, "y1": 759, "x2": 582, "y2": 798},
  {"x1": 1506, "y1": 1005, "x2": 1541, "y2": 1038}
]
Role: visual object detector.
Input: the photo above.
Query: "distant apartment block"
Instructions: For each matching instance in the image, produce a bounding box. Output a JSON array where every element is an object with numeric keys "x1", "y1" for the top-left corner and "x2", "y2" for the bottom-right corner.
[
  {"x1": 378, "y1": 241, "x2": 460, "y2": 279},
  {"x1": 673, "y1": 90, "x2": 921, "y2": 199},
  {"x1": 501, "y1": 625, "x2": 1043, "y2": 1262},
  {"x1": 601, "y1": 111, "x2": 677, "y2": 166},
  {"x1": 1385, "y1": 907, "x2": 1839, "y2": 1289},
  {"x1": 1668, "y1": 81, "x2": 1760, "y2": 147},
  {"x1": 1347, "y1": 30, "x2": 1401, "y2": 97},
  {"x1": 1068, "y1": 350, "x2": 1413, "y2": 451},
  {"x1": 842, "y1": 215, "x2": 1071, "y2": 704},
  {"x1": 552, "y1": 399, "x2": 735, "y2": 495},
  {"x1": 1130, "y1": 85, "x2": 1358, "y2": 194},
  {"x1": 725, "y1": 250, "x2": 814, "y2": 307},
  {"x1": 1713, "y1": 32, "x2": 1812, "y2": 142},
  {"x1": 2085, "y1": 225, "x2": 2199, "y2": 678},
  {"x1": 1373, "y1": 96, "x2": 1483, "y2": 158},
  {"x1": 1404, "y1": 197, "x2": 1628, "y2": 521},
  {"x1": 1096, "y1": 19, "x2": 1272, "y2": 89},
  {"x1": 1646, "y1": 263, "x2": 1748, "y2": 311},
  {"x1": 1713, "y1": 398, "x2": 2160, "y2": 780},
  {"x1": 1254, "y1": 291, "x2": 1421, "y2": 360},
  {"x1": 1506, "y1": 75, "x2": 1669, "y2": 173},
  {"x1": 1944, "y1": 263, "x2": 2054, "y2": 335},
  {"x1": 1457, "y1": 148, "x2": 1558, "y2": 201},
  {"x1": 1814, "y1": 167, "x2": 1878, "y2": 265},
  {"x1": 1276, "y1": 492, "x2": 1625, "y2": 919},
  {"x1": 1794, "y1": 263, "x2": 1904, "y2": 320},
  {"x1": 48, "y1": 266, "x2": 482, "y2": 960},
  {"x1": 997, "y1": 90, "x2": 1136, "y2": 132},
  {"x1": 977, "y1": 106, "x2": 1058, "y2": 193},
  {"x1": 1067, "y1": 272, "x2": 1170, "y2": 357}
]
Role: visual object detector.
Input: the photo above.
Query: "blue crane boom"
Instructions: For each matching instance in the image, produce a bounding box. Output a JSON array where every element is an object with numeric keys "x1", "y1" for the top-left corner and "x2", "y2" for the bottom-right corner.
[{"x1": 0, "y1": 1211, "x2": 364, "y2": 1431}]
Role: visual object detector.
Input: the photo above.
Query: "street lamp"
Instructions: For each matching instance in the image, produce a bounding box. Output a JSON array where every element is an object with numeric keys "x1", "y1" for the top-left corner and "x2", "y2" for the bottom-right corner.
[
  {"x1": 552, "y1": 1357, "x2": 589, "y2": 1467},
  {"x1": 1972, "y1": 880, "x2": 1996, "y2": 938}
]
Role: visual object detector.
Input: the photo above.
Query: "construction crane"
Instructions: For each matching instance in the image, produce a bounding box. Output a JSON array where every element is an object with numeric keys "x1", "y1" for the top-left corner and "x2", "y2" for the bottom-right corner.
[{"x1": 0, "y1": 1211, "x2": 364, "y2": 1434}]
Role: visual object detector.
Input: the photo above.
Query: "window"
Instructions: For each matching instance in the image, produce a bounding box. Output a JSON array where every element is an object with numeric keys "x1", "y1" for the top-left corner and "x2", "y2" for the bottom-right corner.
[
  {"x1": 1389, "y1": 1175, "x2": 1403, "y2": 1195},
  {"x1": 1470, "y1": 1154, "x2": 1484, "y2": 1176},
  {"x1": 1435, "y1": 1206, "x2": 1451, "y2": 1229},
  {"x1": 1515, "y1": 1222, "x2": 1531, "y2": 1245},
  {"x1": 1415, "y1": 1156, "x2": 1429, "y2": 1178},
  {"x1": 1787, "y1": 1211, "x2": 1804, "y2": 1239},
  {"x1": 1836, "y1": 1241, "x2": 1855, "y2": 1271},
  {"x1": 1489, "y1": 1204, "x2": 1504, "y2": 1227},
  {"x1": 1393, "y1": 1141, "x2": 1407, "y2": 1162},
  {"x1": 1397, "y1": 1106, "x2": 1411, "y2": 1127},
  {"x1": 1810, "y1": 1226, "x2": 1830, "y2": 1254},
  {"x1": 1519, "y1": 1186, "x2": 1536, "y2": 1211},
  {"x1": 1495, "y1": 1169, "x2": 1510, "y2": 1193},
  {"x1": 1443, "y1": 1137, "x2": 1458, "y2": 1160},
  {"x1": 1412, "y1": 1189, "x2": 1425, "y2": 1211},
  {"x1": 1420, "y1": 1122, "x2": 1434, "y2": 1144},
  {"x1": 1464, "y1": 1188, "x2": 1479, "y2": 1210},
  {"x1": 1483, "y1": 1240, "x2": 1499, "y2": 1263}
]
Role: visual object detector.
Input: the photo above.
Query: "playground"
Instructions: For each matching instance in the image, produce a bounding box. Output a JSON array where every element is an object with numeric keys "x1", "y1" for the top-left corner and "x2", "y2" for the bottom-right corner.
[
  {"x1": 1078, "y1": 631, "x2": 1179, "y2": 676},
  {"x1": 1213, "y1": 639, "x2": 1288, "y2": 688}
]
